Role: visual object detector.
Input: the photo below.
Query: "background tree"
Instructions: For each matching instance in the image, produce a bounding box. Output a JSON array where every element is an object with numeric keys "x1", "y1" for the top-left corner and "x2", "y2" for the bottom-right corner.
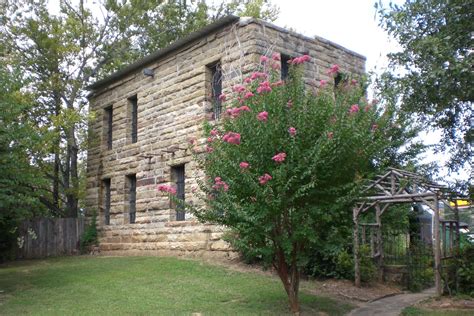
[
  {"x1": 163, "y1": 56, "x2": 418, "y2": 313},
  {"x1": 0, "y1": 0, "x2": 279, "y2": 218},
  {"x1": 0, "y1": 65, "x2": 49, "y2": 261},
  {"x1": 376, "y1": 0, "x2": 473, "y2": 172}
]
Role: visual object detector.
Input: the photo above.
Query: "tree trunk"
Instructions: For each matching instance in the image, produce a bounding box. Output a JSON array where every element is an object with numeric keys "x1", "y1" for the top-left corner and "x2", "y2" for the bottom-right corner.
[
  {"x1": 53, "y1": 91, "x2": 61, "y2": 209},
  {"x1": 64, "y1": 119, "x2": 79, "y2": 218},
  {"x1": 275, "y1": 249, "x2": 300, "y2": 314}
]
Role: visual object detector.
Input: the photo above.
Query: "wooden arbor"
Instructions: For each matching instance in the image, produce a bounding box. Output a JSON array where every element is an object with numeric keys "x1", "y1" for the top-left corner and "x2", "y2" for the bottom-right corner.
[{"x1": 353, "y1": 168, "x2": 446, "y2": 295}]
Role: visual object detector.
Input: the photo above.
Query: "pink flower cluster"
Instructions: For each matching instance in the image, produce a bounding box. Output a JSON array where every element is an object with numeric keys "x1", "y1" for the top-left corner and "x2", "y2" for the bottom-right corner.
[
  {"x1": 288, "y1": 127, "x2": 297, "y2": 136},
  {"x1": 272, "y1": 52, "x2": 281, "y2": 61},
  {"x1": 157, "y1": 184, "x2": 177, "y2": 195},
  {"x1": 349, "y1": 104, "x2": 360, "y2": 114},
  {"x1": 222, "y1": 132, "x2": 241, "y2": 145},
  {"x1": 327, "y1": 64, "x2": 340, "y2": 75},
  {"x1": 271, "y1": 80, "x2": 285, "y2": 87},
  {"x1": 259, "y1": 173, "x2": 272, "y2": 185},
  {"x1": 233, "y1": 84, "x2": 246, "y2": 93},
  {"x1": 212, "y1": 177, "x2": 229, "y2": 192},
  {"x1": 260, "y1": 55, "x2": 269, "y2": 63},
  {"x1": 239, "y1": 161, "x2": 250, "y2": 169},
  {"x1": 218, "y1": 93, "x2": 227, "y2": 102},
  {"x1": 272, "y1": 152, "x2": 287, "y2": 163},
  {"x1": 250, "y1": 72, "x2": 267, "y2": 81},
  {"x1": 256, "y1": 81, "x2": 272, "y2": 94},
  {"x1": 257, "y1": 111, "x2": 268, "y2": 122},
  {"x1": 226, "y1": 105, "x2": 250, "y2": 118},
  {"x1": 287, "y1": 100, "x2": 293, "y2": 108},
  {"x1": 210, "y1": 129, "x2": 219, "y2": 136},
  {"x1": 244, "y1": 91, "x2": 254, "y2": 99},
  {"x1": 289, "y1": 54, "x2": 311, "y2": 65},
  {"x1": 319, "y1": 79, "x2": 327, "y2": 87}
]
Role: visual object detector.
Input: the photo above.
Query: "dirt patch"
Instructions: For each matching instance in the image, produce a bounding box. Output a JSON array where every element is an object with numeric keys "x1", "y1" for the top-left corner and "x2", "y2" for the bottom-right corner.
[
  {"x1": 415, "y1": 296, "x2": 474, "y2": 310},
  {"x1": 301, "y1": 278, "x2": 402, "y2": 306}
]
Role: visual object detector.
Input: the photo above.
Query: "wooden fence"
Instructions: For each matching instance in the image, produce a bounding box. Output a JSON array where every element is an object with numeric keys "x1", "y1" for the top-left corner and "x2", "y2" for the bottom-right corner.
[{"x1": 17, "y1": 218, "x2": 85, "y2": 259}]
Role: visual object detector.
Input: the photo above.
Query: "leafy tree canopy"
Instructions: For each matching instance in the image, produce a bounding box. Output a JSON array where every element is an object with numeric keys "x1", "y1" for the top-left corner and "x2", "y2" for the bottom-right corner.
[
  {"x1": 376, "y1": 0, "x2": 473, "y2": 172},
  {"x1": 0, "y1": 65, "x2": 49, "y2": 260},
  {"x1": 160, "y1": 55, "x2": 420, "y2": 313}
]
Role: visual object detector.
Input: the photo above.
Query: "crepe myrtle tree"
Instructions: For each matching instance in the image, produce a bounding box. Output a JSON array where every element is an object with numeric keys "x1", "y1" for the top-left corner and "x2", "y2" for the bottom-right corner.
[{"x1": 159, "y1": 54, "x2": 407, "y2": 313}]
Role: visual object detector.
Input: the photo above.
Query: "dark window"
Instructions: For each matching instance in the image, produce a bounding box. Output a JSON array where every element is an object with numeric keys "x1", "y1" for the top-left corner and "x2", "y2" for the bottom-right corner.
[
  {"x1": 128, "y1": 95, "x2": 138, "y2": 143},
  {"x1": 334, "y1": 73, "x2": 343, "y2": 88},
  {"x1": 104, "y1": 106, "x2": 113, "y2": 149},
  {"x1": 127, "y1": 175, "x2": 136, "y2": 224},
  {"x1": 209, "y1": 63, "x2": 222, "y2": 120},
  {"x1": 281, "y1": 54, "x2": 291, "y2": 80},
  {"x1": 172, "y1": 165, "x2": 185, "y2": 221},
  {"x1": 103, "y1": 178, "x2": 111, "y2": 225}
]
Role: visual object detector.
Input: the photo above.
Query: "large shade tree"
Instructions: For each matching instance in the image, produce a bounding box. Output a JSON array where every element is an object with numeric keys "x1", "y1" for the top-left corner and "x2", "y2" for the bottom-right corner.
[
  {"x1": 159, "y1": 55, "x2": 418, "y2": 313},
  {"x1": 0, "y1": 65, "x2": 49, "y2": 261},
  {"x1": 376, "y1": 0, "x2": 473, "y2": 172}
]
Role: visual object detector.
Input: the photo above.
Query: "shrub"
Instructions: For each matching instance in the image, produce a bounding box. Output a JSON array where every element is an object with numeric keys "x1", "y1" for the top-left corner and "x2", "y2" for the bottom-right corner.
[
  {"x1": 163, "y1": 53, "x2": 415, "y2": 313},
  {"x1": 80, "y1": 210, "x2": 98, "y2": 253}
]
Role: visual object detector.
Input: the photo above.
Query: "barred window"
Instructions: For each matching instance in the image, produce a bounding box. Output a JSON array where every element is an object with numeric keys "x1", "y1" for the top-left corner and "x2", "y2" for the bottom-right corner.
[{"x1": 127, "y1": 174, "x2": 136, "y2": 224}]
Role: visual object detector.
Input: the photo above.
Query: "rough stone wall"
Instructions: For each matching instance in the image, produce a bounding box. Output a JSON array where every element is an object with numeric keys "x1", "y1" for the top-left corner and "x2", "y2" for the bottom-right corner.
[{"x1": 86, "y1": 18, "x2": 366, "y2": 258}]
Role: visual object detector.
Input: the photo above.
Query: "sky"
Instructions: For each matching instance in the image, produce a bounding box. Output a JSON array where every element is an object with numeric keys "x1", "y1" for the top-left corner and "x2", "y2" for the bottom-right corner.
[{"x1": 271, "y1": 0, "x2": 400, "y2": 75}]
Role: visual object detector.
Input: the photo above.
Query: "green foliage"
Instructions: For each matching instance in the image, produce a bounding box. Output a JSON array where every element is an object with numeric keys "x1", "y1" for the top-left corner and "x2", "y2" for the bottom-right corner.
[
  {"x1": 173, "y1": 55, "x2": 417, "y2": 310},
  {"x1": 407, "y1": 242, "x2": 434, "y2": 292},
  {"x1": 376, "y1": 0, "x2": 473, "y2": 171},
  {"x1": 445, "y1": 244, "x2": 474, "y2": 296},
  {"x1": 457, "y1": 245, "x2": 474, "y2": 296},
  {"x1": 80, "y1": 211, "x2": 98, "y2": 253},
  {"x1": 0, "y1": 65, "x2": 49, "y2": 261}
]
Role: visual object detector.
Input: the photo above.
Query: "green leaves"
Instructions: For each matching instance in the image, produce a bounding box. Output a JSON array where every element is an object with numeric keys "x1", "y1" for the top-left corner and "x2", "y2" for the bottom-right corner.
[
  {"x1": 188, "y1": 58, "x2": 413, "y2": 274},
  {"x1": 376, "y1": 0, "x2": 473, "y2": 172}
]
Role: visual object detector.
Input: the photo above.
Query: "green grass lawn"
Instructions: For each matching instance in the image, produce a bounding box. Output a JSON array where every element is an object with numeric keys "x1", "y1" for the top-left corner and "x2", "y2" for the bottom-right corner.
[
  {"x1": 401, "y1": 306, "x2": 474, "y2": 315},
  {"x1": 0, "y1": 256, "x2": 352, "y2": 315}
]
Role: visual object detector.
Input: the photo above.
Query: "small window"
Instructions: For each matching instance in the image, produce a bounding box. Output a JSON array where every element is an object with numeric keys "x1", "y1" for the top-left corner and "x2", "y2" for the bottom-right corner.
[
  {"x1": 171, "y1": 165, "x2": 185, "y2": 221},
  {"x1": 104, "y1": 106, "x2": 113, "y2": 149},
  {"x1": 281, "y1": 54, "x2": 291, "y2": 80},
  {"x1": 127, "y1": 174, "x2": 137, "y2": 224},
  {"x1": 102, "y1": 178, "x2": 111, "y2": 225},
  {"x1": 128, "y1": 95, "x2": 138, "y2": 143},
  {"x1": 334, "y1": 73, "x2": 343, "y2": 88},
  {"x1": 207, "y1": 62, "x2": 222, "y2": 120}
]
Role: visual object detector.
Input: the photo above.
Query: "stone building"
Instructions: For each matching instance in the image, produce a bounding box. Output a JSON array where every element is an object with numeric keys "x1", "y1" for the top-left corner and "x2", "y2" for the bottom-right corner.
[{"x1": 86, "y1": 16, "x2": 366, "y2": 257}]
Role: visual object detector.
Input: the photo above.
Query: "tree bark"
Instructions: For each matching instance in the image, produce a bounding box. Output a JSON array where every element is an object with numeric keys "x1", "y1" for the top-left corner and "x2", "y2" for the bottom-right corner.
[
  {"x1": 275, "y1": 248, "x2": 300, "y2": 315},
  {"x1": 53, "y1": 91, "x2": 61, "y2": 209}
]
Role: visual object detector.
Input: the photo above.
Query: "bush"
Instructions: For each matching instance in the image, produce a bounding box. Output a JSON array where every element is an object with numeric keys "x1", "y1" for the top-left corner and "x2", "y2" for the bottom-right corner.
[
  {"x1": 445, "y1": 243, "x2": 474, "y2": 296},
  {"x1": 80, "y1": 211, "x2": 98, "y2": 253},
  {"x1": 304, "y1": 245, "x2": 376, "y2": 282}
]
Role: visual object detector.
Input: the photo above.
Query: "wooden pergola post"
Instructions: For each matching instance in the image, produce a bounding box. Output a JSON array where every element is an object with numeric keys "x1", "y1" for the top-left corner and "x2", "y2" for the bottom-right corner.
[
  {"x1": 433, "y1": 195, "x2": 442, "y2": 295},
  {"x1": 353, "y1": 206, "x2": 361, "y2": 287},
  {"x1": 375, "y1": 204, "x2": 384, "y2": 282}
]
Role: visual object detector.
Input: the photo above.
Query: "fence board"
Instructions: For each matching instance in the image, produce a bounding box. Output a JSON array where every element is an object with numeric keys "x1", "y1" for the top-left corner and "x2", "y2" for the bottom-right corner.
[{"x1": 17, "y1": 218, "x2": 85, "y2": 259}]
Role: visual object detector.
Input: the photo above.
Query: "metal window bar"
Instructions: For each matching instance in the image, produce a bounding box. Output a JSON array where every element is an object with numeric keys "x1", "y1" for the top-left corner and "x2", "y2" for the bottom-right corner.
[
  {"x1": 103, "y1": 179, "x2": 111, "y2": 225},
  {"x1": 174, "y1": 166, "x2": 185, "y2": 221},
  {"x1": 105, "y1": 106, "x2": 113, "y2": 149},
  {"x1": 211, "y1": 64, "x2": 222, "y2": 120},
  {"x1": 281, "y1": 54, "x2": 291, "y2": 80},
  {"x1": 129, "y1": 96, "x2": 138, "y2": 143},
  {"x1": 129, "y1": 175, "x2": 136, "y2": 224}
]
